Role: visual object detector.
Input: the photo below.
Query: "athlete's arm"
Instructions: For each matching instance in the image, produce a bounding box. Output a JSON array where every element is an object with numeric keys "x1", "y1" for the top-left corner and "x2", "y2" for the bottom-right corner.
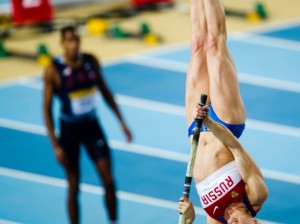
[
  {"x1": 43, "y1": 65, "x2": 59, "y2": 148},
  {"x1": 195, "y1": 105, "x2": 268, "y2": 210},
  {"x1": 91, "y1": 56, "x2": 132, "y2": 142},
  {"x1": 43, "y1": 65, "x2": 66, "y2": 166}
]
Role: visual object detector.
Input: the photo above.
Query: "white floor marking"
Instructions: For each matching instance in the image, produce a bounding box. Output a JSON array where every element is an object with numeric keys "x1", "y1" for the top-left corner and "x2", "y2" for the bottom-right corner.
[
  {"x1": 0, "y1": 118, "x2": 299, "y2": 186},
  {"x1": 230, "y1": 32, "x2": 300, "y2": 52},
  {"x1": 0, "y1": 167, "x2": 205, "y2": 217},
  {"x1": 0, "y1": 219, "x2": 24, "y2": 224}
]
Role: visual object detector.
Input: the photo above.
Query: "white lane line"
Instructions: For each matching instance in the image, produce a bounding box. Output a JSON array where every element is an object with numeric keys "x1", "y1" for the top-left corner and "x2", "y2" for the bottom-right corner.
[
  {"x1": 16, "y1": 76, "x2": 41, "y2": 85},
  {"x1": 2, "y1": 84, "x2": 300, "y2": 139},
  {"x1": 124, "y1": 42, "x2": 189, "y2": 57},
  {"x1": 16, "y1": 66, "x2": 300, "y2": 94},
  {"x1": 12, "y1": 80, "x2": 187, "y2": 117},
  {"x1": 126, "y1": 54, "x2": 300, "y2": 93},
  {"x1": 0, "y1": 118, "x2": 189, "y2": 163},
  {"x1": 0, "y1": 42, "x2": 189, "y2": 89},
  {"x1": 262, "y1": 169, "x2": 300, "y2": 185},
  {"x1": 0, "y1": 118, "x2": 47, "y2": 136},
  {"x1": 0, "y1": 57, "x2": 125, "y2": 89},
  {"x1": 115, "y1": 95, "x2": 300, "y2": 139},
  {"x1": 0, "y1": 74, "x2": 41, "y2": 88},
  {"x1": 238, "y1": 73, "x2": 300, "y2": 93},
  {"x1": 109, "y1": 140, "x2": 189, "y2": 162},
  {"x1": 15, "y1": 60, "x2": 300, "y2": 97},
  {"x1": 0, "y1": 167, "x2": 206, "y2": 217},
  {"x1": 230, "y1": 32, "x2": 300, "y2": 52},
  {"x1": 0, "y1": 167, "x2": 282, "y2": 224},
  {"x1": 245, "y1": 119, "x2": 300, "y2": 138},
  {"x1": 0, "y1": 118, "x2": 300, "y2": 186},
  {"x1": 115, "y1": 94, "x2": 186, "y2": 116},
  {"x1": 110, "y1": 141, "x2": 300, "y2": 185},
  {"x1": 126, "y1": 54, "x2": 188, "y2": 72},
  {"x1": 238, "y1": 18, "x2": 300, "y2": 35},
  {"x1": 0, "y1": 219, "x2": 23, "y2": 224},
  {"x1": 115, "y1": 94, "x2": 300, "y2": 139},
  {"x1": 7, "y1": 48, "x2": 300, "y2": 95},
  {"x1": 16, "y1": 79, "x2": 43, "y2": 90}
]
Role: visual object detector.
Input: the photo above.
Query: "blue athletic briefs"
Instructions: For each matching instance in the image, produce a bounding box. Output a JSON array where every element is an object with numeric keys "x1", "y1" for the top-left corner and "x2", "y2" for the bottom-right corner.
[{"x1": 188, "y1": 104, "x2": 245, "y2": 138}]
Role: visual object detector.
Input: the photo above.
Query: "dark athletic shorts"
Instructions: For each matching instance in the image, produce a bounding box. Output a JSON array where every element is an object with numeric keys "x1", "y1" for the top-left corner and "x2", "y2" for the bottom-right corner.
[{"x1": 59, "y1": 117, "x2": 110, "y2": 169}]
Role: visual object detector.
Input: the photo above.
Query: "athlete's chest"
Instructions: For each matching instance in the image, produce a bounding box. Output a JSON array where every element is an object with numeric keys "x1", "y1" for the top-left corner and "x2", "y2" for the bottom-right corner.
[
  {"x1": 54, "y1": 59, "x2": 99, "y2": 116},
  {"x1": 59, "y1": 62, "x2": 98, "y2": 91}
]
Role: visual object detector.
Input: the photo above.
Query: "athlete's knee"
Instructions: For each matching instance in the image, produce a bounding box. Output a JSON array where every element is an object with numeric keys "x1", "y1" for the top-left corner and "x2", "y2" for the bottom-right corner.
[
  {"x1": 103, "y1": 175, "x2": 115, "y2": 190},
  {"x1": 207, "y1": 13, "x2": 227, "y2": 37},
  {"x1": 67, "y1": 173, "x2": 80, "y2": 196},
  {"x1": 68, "y1": 183, "x2": 79, "y2": 198},
  {"x1": 190, "y1": 33, "x2": 206, "y2": 53},
  {"x1": 206, "y1": 31, "x2": 227, "y2": 55}
]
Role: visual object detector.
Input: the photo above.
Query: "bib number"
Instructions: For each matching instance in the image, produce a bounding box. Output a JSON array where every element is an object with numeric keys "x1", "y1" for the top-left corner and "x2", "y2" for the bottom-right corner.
[
  {"x1": 23, "y1": 0, "x2": 41, "y2": 8},
  {"x1": 69, "y1": 87, "x2": 97, "y2": 115}
]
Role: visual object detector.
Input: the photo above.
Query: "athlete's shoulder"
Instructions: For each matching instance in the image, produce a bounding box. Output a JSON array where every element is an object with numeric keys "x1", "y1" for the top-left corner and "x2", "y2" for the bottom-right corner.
[
  {"x1": 82, "y1": 52, "x2": 101, "y2": 66},
  {"x1": 51, "y1": 55, "x2": 64, "y2": 65},
  {"x1": 43, "y1": 60, "x2": 59, "y2": 82},
  {"x1": 82, "y1": 52, "x2": 98, "y2": 61}
]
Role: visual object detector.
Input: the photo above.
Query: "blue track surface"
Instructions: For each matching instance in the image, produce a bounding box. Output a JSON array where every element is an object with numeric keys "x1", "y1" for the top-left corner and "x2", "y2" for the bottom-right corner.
[
  {"x1": 1, "y1": 21, "x2": 300, "y2": 224},
  {"x1": 259, "y1": 24, "x2": 300, "y2": 42}
]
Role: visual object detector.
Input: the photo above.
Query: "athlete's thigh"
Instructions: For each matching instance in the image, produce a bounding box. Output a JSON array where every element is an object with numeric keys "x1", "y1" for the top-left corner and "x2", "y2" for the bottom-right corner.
[
  {"x1": 95, "y1": 158, "x2": 114, "y2": 185},
  {"x1": 186, "y1": 49, "x2": 210, "y2": 126},
  {"x1": 206, "y1": 43, "x2": 246, "y2": 123},
  {"x1": 82, "y1": 119, "x2": 111, "y2": 162},
  {"x1": 82, "y1": 121, "x2": 114, "y2": 184},
  {"x1": 59, "y1": 120, "x2": 80, "y2": 169}
]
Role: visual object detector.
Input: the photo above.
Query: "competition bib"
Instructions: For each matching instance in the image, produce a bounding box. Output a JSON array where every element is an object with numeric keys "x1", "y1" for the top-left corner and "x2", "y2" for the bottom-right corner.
[{"x1": 69, "y1": 87, "x2": 97, "y2": 115}]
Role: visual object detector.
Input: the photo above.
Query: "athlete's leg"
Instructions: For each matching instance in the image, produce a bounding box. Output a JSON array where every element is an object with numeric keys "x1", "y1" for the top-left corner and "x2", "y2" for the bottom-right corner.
[
  {"x1": 65, "y1": 167, "x2": 80, "y2": 224},
  {"x1": 95, "y1": 159, "x2": 117, "y2": 222},
  {"x1": 82, "y1": 119, "x2": 117, "y2": 222},
  {"x1": 203, "y1": 0, "x2": 246, "y2": 123},
  {"x1": 59, "y1": 120, "x2": 81, "y2": 224},
  {"x1": 186, "y1": 0, "x2": 210, "y2": 126},
  {"x1": 82, "y1": 119, "x2": 117, "y2": 221}
]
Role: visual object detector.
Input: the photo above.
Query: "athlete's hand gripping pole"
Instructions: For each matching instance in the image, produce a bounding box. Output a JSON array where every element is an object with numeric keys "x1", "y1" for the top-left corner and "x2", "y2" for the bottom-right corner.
[{"x1": 178, "y1": 94, "x2": 208, "y2": 224}]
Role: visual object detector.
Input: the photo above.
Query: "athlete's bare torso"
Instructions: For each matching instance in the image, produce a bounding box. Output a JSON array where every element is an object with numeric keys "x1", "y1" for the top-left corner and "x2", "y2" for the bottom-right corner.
[{"x1": 192, "y1": 132, "x2": 234, "y2": 184}]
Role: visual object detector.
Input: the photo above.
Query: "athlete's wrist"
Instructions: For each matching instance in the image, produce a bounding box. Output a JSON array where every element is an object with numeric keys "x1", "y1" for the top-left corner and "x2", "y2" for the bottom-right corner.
[
  {"x1": 54, "y1": 146, "x2": 62, "y2": 151},
  {"x1": 52, "y1": 141, "x2": 61, "y2": 150},
  {"x1": 202, "y1": 117, "x2": 210, "y2": 126},
  {"x1": 120, "y1": 120, "x2": 127, "y2": 128},
  {"x1": 186, "y1": 215, "x2": 195, "y2": 224}
]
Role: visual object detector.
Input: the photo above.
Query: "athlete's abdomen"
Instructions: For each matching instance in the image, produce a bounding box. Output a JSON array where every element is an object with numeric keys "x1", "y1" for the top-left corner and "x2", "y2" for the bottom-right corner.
[{"x1": 193, "y1": 132, "x2": 234, "y2": 184}]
